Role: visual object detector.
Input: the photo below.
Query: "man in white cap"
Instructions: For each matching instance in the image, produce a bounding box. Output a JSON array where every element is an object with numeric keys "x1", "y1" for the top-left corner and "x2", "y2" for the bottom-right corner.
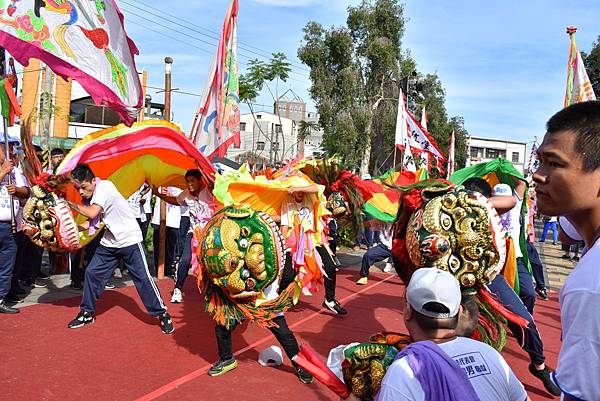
[{"x1": 373, "y1": 268, "x2": 529, "y2": 401}]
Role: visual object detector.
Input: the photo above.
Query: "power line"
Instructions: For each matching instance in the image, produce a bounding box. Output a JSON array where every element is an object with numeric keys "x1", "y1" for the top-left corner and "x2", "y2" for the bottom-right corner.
[{"x1": 120, "y1": 0, "x2": 311, "y2": 74}]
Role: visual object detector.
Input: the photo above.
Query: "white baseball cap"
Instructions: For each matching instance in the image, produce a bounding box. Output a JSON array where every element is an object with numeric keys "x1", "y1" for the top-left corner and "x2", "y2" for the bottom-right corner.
[
  {"x1": 492, "y1": 183, "x2": 512, "y2": 196},
  {"x1": 258, "y1": 345, "x2": 283, "y2": 367},
  {"x1": 406, "y1": 268, "x2": 461, "y2": 318}
]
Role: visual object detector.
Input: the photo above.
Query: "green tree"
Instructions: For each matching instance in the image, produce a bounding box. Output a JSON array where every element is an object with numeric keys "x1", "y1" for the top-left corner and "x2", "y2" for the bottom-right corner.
[{"x1": 581, "y1": 35, "x2": 600, "y2": 95}]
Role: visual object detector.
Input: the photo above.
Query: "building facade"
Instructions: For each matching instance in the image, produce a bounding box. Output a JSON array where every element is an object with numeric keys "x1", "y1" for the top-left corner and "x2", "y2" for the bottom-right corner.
[{"x1": 467, "y1": 136, "x2": 527, "y2": 174}]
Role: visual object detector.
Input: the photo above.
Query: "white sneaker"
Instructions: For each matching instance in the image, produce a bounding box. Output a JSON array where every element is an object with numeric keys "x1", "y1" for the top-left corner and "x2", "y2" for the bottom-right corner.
[
  {"x1": 383, "y1": 263, "x2": 393, "y2": 273},
  {"x1": 170, "y1": 288, "x2": 183, "y2": 303}
]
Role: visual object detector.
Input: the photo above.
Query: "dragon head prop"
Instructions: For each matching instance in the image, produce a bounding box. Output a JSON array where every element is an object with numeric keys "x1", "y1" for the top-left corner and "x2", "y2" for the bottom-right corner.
[
  {"x1": 21, "y1": 184, "x2": 80, "y2": 252},
  {"x1": 326, "y1": 191, "x2": 348, "y2": 216},
  {"x1": 198, "y1": 205, "x2": 285, "y2": 300},
  {"x1": 393, "y1": 182, "x2": 505, "y2": 290}
]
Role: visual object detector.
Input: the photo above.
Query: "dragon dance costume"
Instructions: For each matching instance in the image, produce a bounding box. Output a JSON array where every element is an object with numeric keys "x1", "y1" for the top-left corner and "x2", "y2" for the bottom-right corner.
[{"x1": 292, "y1": 181, "x2": 529, "y2": 400}]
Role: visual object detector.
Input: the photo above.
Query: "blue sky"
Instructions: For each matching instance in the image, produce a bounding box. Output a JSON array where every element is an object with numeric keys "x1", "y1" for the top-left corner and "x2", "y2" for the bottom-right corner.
[{"x1": 114, "y1": 0, "x2": 600, "y2": 144}]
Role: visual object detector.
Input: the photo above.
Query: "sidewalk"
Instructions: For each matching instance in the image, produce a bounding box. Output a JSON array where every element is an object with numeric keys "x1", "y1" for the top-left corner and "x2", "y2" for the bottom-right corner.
[{"x1": 534, "y1": 220, "x2": 576, "y2": 292}]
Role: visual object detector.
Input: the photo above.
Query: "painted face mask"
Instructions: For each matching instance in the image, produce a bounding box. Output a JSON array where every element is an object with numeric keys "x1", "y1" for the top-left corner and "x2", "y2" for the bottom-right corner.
[
  {"x1": 21, "y1": 185, "x2": 80, "y2": 252},
  {"x1": 326, "y1": 191, "x2": 348, "y2": 216},
  {"x1": 404, "y1": 186, "x2": 506, "y2": 289},
  {"x1": 199, "y1": 205, "x2": 284, "y2": 299}
]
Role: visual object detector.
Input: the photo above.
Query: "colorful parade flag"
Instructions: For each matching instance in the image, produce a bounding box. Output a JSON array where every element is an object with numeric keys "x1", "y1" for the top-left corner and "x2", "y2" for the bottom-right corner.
[
  {"x1": 526, "y1": 142, "x2": 539, "y2": 177},
  {"x1": 564, "y1": 26, "x2": 596, "y2": 107},
  {"x1": 446, "y1": 130, "x2": 455, "y2": 179},
  {"x1": 394, "y1": 88, "x2": 409, "y2": 148},
  {"x1": 0, "y1": 77, "x2": 20, "y2": 126},
  {"x1": 191, "y1": 0, "x2": 240, "y2": 160},
  {"x1": 0, "y1": 0, "x2": 143, "y2": 125}
]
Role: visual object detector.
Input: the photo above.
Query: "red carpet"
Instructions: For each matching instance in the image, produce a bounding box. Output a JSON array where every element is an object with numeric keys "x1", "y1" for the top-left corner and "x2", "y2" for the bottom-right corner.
[{"x1": 0, "y1": 269, "x2": 562, "y2": 401}]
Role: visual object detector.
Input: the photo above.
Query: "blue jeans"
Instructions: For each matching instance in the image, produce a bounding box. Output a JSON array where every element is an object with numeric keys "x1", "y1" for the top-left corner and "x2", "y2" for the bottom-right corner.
[
  {"x1": 81, "y1": 243, "x2": 166, "y2": 316},
  {"x1": 541, "y1": 221, "x2": 558, "y2": 243},
  {"x1": 0, "y1": 222, "x2": 16, "y2": 299},
  {"x1": 488, "y1": 274, "x2": 545, "y2": 365}
]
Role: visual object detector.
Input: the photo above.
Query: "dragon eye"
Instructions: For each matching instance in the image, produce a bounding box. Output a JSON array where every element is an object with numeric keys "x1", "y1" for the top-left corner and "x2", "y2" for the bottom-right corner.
[
  {"x1": 239, "y1": 238, "x2": 248, "y2": 249},
  {"x1": 240, "y1": 269, "x2": 250, "y2": 279},
  {"x1": 230, "y1": 258, "x2": 238, "y2": 269},
  {"x1": 440, "y1": 212, "x2": 452, "y2": 231},
  {"x1": 241, "y1": 227, "x2": 250, "y2": 237}
]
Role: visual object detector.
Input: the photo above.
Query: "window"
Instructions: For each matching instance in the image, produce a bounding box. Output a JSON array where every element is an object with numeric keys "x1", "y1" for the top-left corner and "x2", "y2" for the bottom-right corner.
[
  {"x1": 256, "y1": 141, "x2": 265, "y2": 151},
  {"x1": 469, "y1": 147, "x2": 481, "y2": 158},
  {"x1": 256, "y1": 114, "x2": 261, "y2": 119},
  {"x1": 240, "y1": 122, "x2": 246, "y2": 131},
  {"x1": 274, "y1": 124, "x2": 283, "y2": 133},
  {"x1": 485, "y1": 148, "x2": 502, "y2": 159},
  {"x1": 272, "y1": 142, "x2": 280, "y2": 152},
  {"x1": 512, "y1": 152, "x2": 519, "y2": 163}
]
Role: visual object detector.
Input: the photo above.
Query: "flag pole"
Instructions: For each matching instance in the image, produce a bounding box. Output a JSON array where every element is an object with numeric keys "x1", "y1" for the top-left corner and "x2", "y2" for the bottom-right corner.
[
  {"x1": 1, "y1": 48, "x2": 15, "y2": 233},
  {"x1": 158, "y1": 56, "x2": 173, "y2": 280},
  {"x1": 393, "y1": 146, "x2": 397, "y2": 170}
]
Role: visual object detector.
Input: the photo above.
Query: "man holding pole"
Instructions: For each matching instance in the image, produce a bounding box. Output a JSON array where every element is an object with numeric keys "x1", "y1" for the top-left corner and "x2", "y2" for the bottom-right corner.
[{"x1": 0, "y1": 136, "x2": 28, "y2": 313}]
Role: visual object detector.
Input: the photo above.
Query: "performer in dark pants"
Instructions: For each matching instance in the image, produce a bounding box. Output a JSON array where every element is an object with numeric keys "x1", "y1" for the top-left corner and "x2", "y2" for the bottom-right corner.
[{"x1": 65, "y1": 164, "x2": 173, "y2": 334}]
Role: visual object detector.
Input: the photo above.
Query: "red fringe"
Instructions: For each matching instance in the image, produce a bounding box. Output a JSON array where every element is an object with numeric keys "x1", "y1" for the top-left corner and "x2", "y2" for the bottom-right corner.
[
  {"x1": 477, "y1": 286, "x2": 530, "y2": 328},
  {"x1": 293, "y1": 343, "x2": 350, "y2": 399}
]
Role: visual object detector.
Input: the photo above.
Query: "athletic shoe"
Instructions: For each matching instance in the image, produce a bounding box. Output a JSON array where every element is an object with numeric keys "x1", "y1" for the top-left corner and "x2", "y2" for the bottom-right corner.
[
  {"x1": 552, "y1": 242, "x2": 558, "y2": 245},
  {"x1": 105, "y1": 280, "x2": 116, "y2": 290},
  {"x1": 33, "y1": 278, "x2": 47, "y2": 288},
  {"x1": 383, "y1": 263, "x2": 393, "y2": 273},
  {"x1": 4, "y1": 293, "x2": 24, "y2": 304},
  {"x1": 68, "y1": 310, "x2": 94, "y2": 329},
  {"x1": 37, "y1": 272, "x2": 50, "y2": 280},
  {"x1": 561, "y1": 254, "x2": 571, "y2": 259},
  {"x1": 0, "y1": 300, "x2": 19, "y2": 314},
  {"x1": 356, "y1": 277, "x2": 368, "y2": 285},
  {"x1": 158, "y1": 312, "x2": 174, "y2": 334},
  {"x1": 536, "y1": 287, "x2": 549, "y2": 301},
  {"x1": 294, "y1": 365, "x2": 313, "y2": 384},
  {"x1": 528, "y1": 364, "x2": 561, "y2": 396},
  {"x1": 171, "y1": 288, "x2": 183, "y2": 303},
  {"x1": 571, "y1": 256, "x2": 580, "y2": 262},
  {"x1": 208, "y1": 358, "x2": 238, "y2": 377},
  {"x1": 323, "y1": 299, "x2": 348, "y2": 315},
  {"x1": 70, "y1": 281, "x2": 83, "y2": 290},
  {"x1": 333, "y1": 256, "x2": 341, "y2": 267}
]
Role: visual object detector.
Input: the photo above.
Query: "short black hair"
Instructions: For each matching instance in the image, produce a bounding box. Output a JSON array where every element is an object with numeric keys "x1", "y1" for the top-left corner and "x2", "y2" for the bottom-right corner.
[
  {"x1": 185, "y1": 169, "x2": 202, "y2": 180},
  {"x1": 546, "y1": 100, "x2": 600, "y2": 172},
  {"x1": 413, "y1": 302, "x2": 459, "y2": 331},
  {"x1": 71, "y1": 164, "x2": 95, "y2": 182},
  {"x1": 462, "y1": 177, "x2": 492, "y2": 197},
  {"x1": 50, "y1": 148, "x2": 64, "y2": 156}
]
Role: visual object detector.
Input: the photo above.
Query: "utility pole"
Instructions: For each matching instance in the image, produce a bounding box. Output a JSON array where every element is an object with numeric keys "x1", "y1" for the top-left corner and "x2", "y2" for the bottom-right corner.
[{"x1": 157, "y1": 56, "x2": 173, "y2": 280}]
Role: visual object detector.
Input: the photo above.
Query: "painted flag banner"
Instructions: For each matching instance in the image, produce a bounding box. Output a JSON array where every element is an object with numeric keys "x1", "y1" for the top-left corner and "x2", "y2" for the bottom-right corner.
[
  {"x1": 446, "y1": 130, "x2": 455, "y2": 179},
  {"x1": 564, "y1": 27, "x2": 596, "y2": 106},
  {"x1": 191, "y1": 0, "x2": 240, "y2": 160},
  {"x1": 394, "y1": 87, "x2": 409, "y2": 148},
  {"x1": 0, "y1": 0, "x2": 143, "y2": 125},
  {"x1": 402, "y1": 139, "x2": 417, "y2": 172},
  {"x1": 526, "y1": 142, "x2": 539, "y2": 177}
]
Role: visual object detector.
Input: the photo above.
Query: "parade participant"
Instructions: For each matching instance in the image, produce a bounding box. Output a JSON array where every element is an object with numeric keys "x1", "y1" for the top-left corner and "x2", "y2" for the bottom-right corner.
[
  {"x1": 357, "y1": 221, "x2": 393, "y2": 285},
  {"x1": 151, "y1": 186, "x2": 181, "y2": 277},
  {"x1": 65, "y1": 164, "x2": 173, "y2": 333},
  {"x1": 0, "y1": 136, "x2": 29, "y2": 314},
  {"x1": 372, "y1": 268, "x2": 529, "y2": 401},
  {"x1": 462, "y1": 178, "x2": 560, "y2": 396},
  {"x1": 534, "y1": 101, "x2": 600, "y2": 400},
  {"x1": 279, "y1": 184, "x2": 347, "y2": 315},
  {"x1": 197, "y1": 205, "x2": 313, "y2": 383},
  {"x1": 152, "y1": 169, "x2": 215, "y2": 303}
]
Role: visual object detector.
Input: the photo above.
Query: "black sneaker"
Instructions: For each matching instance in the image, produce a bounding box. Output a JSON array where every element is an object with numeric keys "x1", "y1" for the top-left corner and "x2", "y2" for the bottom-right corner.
[
  {"x1": 536, "y1": 287, "x2": 549, "y2": 301},
  {"x1": 158, "y1": 312, "x2": 174, "y2": 334},
  {"x1": 528, "y1": 364, "x2": 561, "y2": 396},
  {"x1": 70, "y1": 281, "x2": 83, "y2": 290},
  {"x1": 571, "y1": 256, "x2": 580, "y2": 262},
  {"x1": 33, "y1": 278, "x2": 47, "y2": 288},
  {"x1": 68, "y1": 310, "x2": 94, "y2": 329},
  {"x1": 0, "y1": 300, "x2": 19, "y2": 314},
  {"x1": 105, "y1": 280, "x2": 116, "y2": 290},
  {"x1": 561, "y1": 254, "x2": 571, "y2": 259},
  {"x1": 5, "y1": 293, "x2": 24, "y2": 304},
  {"x1": 37, "y1": 272, "x2": 50, "y2": 280},
  {"x1": 208, "y1": 358, "x2": 238, "y2": 377},
  {"x1": 322, "y1": 299, "x2": 348, "y2": 315},
  {"x1": 293, "y1": 364, "x2": 313, "y2": 384}
]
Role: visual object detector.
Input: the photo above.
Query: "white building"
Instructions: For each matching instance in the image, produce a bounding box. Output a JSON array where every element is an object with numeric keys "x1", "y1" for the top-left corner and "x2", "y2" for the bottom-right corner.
[
  {"x1": 467, "y1": 136, "x2": 527, "y2": 174},
  {"x1": 227, "y1": 111, "x2": 297, "y2": 163}
]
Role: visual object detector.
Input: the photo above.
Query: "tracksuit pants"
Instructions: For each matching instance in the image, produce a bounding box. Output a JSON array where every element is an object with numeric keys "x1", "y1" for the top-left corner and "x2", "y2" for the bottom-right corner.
[
  {"x1": 215, "y1": 315, "x2": 300, "y2": 362},
  {"x1": 278, "y1": 246, "x2": 337, "y2": 302},
  {"x1": 174, "y1": 231, "x2": 192, "y2": 290},
  {"x1": 80, "y1": 242, "x2": 166, "y2": 316},
  {"x1": 360, "y1": 244, "x2": 392, "y2": 278}
]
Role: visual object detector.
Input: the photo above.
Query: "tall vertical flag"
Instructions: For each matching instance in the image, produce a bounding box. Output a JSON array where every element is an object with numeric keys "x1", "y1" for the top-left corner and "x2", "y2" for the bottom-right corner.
[
  {"x1": 465, "y1": 135, "x2": 472, "y2": 167},
  {"x1": 191, "y1": 0, "x2": 241, "y2": 160},
  {"x1": 0, "y1": 0, "x2": 143, "y2": 125},
  {"x1": 526, "y1": 142, "x2": 539, "y2": 177},
  {"x1": 446, "y1": 130, "x2": 455, "y2": 179},
  {"x1": 564, "y1": 26, "x2": 596, "y2": 107},
  {"x1": 419, "y1": 107, "x2": 430, "y2": 170}
]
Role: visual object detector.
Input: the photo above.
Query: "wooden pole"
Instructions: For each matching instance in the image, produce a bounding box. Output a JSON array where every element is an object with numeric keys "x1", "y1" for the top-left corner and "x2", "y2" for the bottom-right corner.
[
  {"x1": 393, "y1": 146, "x2": 397, "y2": 170},
  {"x1": 158, "y1": 57, "x2": 173, "y2": 280}
]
